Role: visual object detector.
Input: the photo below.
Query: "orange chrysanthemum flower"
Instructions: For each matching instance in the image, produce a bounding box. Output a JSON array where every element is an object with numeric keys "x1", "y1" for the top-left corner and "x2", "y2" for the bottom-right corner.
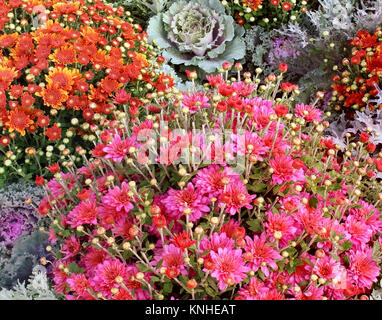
[
  {"x1": 45, "y1": 123, "x2": 62, "y2": 140},
  {"x1": 5, "y1": 109, "x2": 33, "y2": 136},
  {"x1": 42, "y1": 20, "x2": 64, "y2": 34},
  {"x1": 37, "y1": 115, "x2": 50, "y2": 127},
  {"x1": 0, "y1": 33, "x2": 18, "y2": 48},
  {"x1": 0, "y1": 66, "x2": 17, "y2": 90},
  {"x1": 46, "y1": 67, "x2": 80, "y2": 91},
  {"x1": 10, "y1": 84, "x2": 24, "y2": 98},
  {"x1": 27, "y1": 0, "x2": 71, "y2": 7},
  {"x1": 39, "y1": 84, "x2": 69, "y2": 109},
  {"x1": 134, "y1": 53, "x2": 150, "y2": 69},
  {"x1": 100, "y1": 77, "x2": 122, "y2": 94},
  {"x1": 80, "y1": 26, "x2": 100, "y2": 44},
  {"x1": 91, "y1": 49, "x2": 108, "y2": 67},
  {"x1": 50, "y1": 44, "x2": 77, "y2": 65},
  {"x1": 242, "y1": 0, "x2": 263, "y2": 10},
  {"x1": 52, "y1": 1, "x2": 80, "y2": 14}
]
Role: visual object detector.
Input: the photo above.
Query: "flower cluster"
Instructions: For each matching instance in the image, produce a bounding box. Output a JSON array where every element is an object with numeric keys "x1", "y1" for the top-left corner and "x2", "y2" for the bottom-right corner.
[
  {"x1": 37, "y1": 65, "x2": 382, "y2": 300},
  {"x1": 222, "y1": 0, "x2": 316, "y2": 29},
  {"x1": 330, "y1": 27, "x2": 382, "y2": 114},
  {"x1": 0, "y1": 0, "x2": 174, "y2": 184}
]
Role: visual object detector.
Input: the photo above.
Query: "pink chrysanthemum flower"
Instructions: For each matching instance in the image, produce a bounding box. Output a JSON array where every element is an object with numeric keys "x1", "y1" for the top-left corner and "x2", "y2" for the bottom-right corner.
[
  {"x1": 103, "y1": 134, "x2": 135, "y2": 162},
  {"x1": 206, "y1": 74, "x2": 224, "y2": 87},
  {"x1": 235, "y1": 131, "x2": 269, "y2": 161},
  {"x1": 132, "y1": 120, "x2": 154, "y2": 137},
  {"x1": 67, "y1": 274, "x2": 92, "y2": 299},
  {"x1": 313, "y1": 255, "x2": 341, "y2": 280},
  {"x1": 112, "y1": 218, "x2": 135, "y2": 240},
  {"x1": 199, "y1": 232, "x2": 235, "y2": 254},
  {"x1": 262, "y1": 128, "x2": 290, "y2": 157},
  {"x1": 270, "y1": 154, "x2": 305, "y2": 185},
  {"x1": 220, "y1": 219, "x2": 243, "y2": 239},
  {"x1": 67, "y1": 194, "x2": 98, "y2": 228},
  {"x1": 295, "y1": 208, "x2": 328, "y2": 235},
  {"x1": 279, "y1": 195, "x2": 301, "y2": 212},
  {"x1": 294, "y1": 284, "x2": 324, "y2": 300},
  {"x1": 264, "y1": 211, "x2": 297, "y2": 245},
  {"x1": 61, "y1": 236, "x2": 80, "y2": 260},
  {"x1": 349, "y1": 201, "x2": 382, "y2": 235},
  {"x1": 156, "y1": 244, "x2": 186, "y2": 275},
  {"x1": 101, "y1": 181, "x2": 134, "y2": 215},
  {"x1": 210, "y1": 247, "x2": 250, "y2": 290},
  {"x1": 323, "y1": 285, "x2": 345, "y2": 300},
  {"x1": 345, "y1": 215, "x2": 372, "y2": 247},
  {"x1": 237, "y1": 277, "x2": 266, "y2": 300},
  {"x1": 232, "y1": 81, "x2": 255, "y2": 97},
  {"x1": 258, "y1": 288, "x2": 285, "y2": 300},
  {"x1": 47, "y1": 172, "x2": 75, "y2": 198},
  {"x1": 113, "y1": 89, "x2": 131, "y2": 104},
  {"x1": 90, "y1": 259, "x2": 130, "y2": 298},
  {"x1": 247, "y1": 98, "x2": 275, "y2": 129},
  {"x1": 244, "y1": 234, "x2": 282, "y2": 277},
  {"x1": 162, "y1": 183, "x2": 210, "y2": 222},
  {"x1": 221, "y1": 181, "x2": 256, "y2": 215},
  {"x1": 193, "y1": 165, "x2": 239, "y2": 198},
  {"x1": 182, "y1": 92, "x2": 210, "y2": 114},
  {"x1": 283, "y1": 253, "x2": 315, "y2": 286},
  {"x1": 113, "y1": 90, "x2": 131, "y2": 104},
  {"x1": 53, "y1": 261, "x2": 69, "y2": 294},
  {"x1": 125, "y1": 264, "x2": 150, "y2": 300},
  {"x1": 83, "y1": 247, "x2": 109, "y2": 277},
  {"x1": 294, "y1": 104, "x2": 323, "y2": 122},
  {"x1": 347, "y1": 247, "x2": 380, "y2": 289}
]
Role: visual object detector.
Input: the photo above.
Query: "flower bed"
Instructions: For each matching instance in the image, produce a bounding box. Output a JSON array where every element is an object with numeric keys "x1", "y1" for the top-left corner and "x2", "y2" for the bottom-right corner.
[
  {"x1": 331, "y1": 27, "x2": 382, "y2": 114},
  {"x1": 37, "y1": 66, "x2": 382, "y2": 300},
  {"x1": 0, "y1": 0, "x2": 174, "y2": 185}
]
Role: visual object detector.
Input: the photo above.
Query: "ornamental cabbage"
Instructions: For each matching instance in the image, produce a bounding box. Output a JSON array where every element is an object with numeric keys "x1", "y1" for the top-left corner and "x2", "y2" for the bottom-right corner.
[{"x1": 147, "y1": 0, "x2": 246, "y2": 73}]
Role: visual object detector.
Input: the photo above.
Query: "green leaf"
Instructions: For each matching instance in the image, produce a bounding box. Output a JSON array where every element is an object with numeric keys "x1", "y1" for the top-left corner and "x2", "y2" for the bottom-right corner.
[
  {"x1": 339, "y1": 240, "x2": 353, "y2": 252},
  {"x1": 205, "y1": 286, "x2": 215, "y2": 297},
  {"x1": 163, "y1": 282, "x2": 173, "y2": 294},
  {"x1": 308, "y1": 196, "x2": 318, "y2": 209},
  {"x1": 247, "y1": 183, "x2": 267, "y2": 193},
  {"x1": 67, "y1": 262, "x2": 84, "y2": 274},
  {"x1": 136, "y1": 263, "x2": 149, "y2": 272},
  {"x1": 285, "y1": 263, "x2": 295, "y2": 275},
  {"x1": 244, "y1": 13, "x2": 253, "y2": 21},
  {"x1": 207, "y1": 277, "x2": 219, "y2": 291},
  {"x1": 257, "y1": 269, "x2": 266, "y2": 280},
  {"x1": 301, "y1": 257, "x2": 314, "y2": 267},
  {"x1": 247, "y1": 219, "x2": 262, "y2": 232},
  {"x1": 294, "y1": 259, "x2": 304, "y2": 267},
  {"x1": 156, "y1": 259, "x2": 164, "y2": 269},
  {"x1": 281, "y1": 187, "x2": 291, "y2": 196},
  {"x1": 342, "y1": 254, "x2": 350, "y2": 267},
  {"x1": 276, "y1": 260, "x2": 286, "y2": 273},
  {"x1": 285, "y1": 247, "x2": 297, "y2": 257}
]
